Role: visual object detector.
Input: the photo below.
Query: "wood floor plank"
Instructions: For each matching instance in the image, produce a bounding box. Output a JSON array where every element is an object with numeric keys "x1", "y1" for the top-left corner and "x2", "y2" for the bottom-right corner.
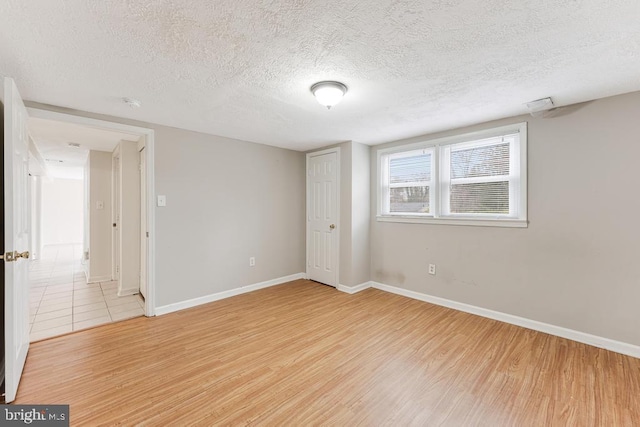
[{"x1": 14, "y1": 280, "x2": 640, "y2": 425}]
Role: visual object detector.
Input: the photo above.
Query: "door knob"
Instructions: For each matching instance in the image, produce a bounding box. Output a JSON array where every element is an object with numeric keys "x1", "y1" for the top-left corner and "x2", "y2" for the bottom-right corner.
[
  {"x1": 0, "y1": 251, "x2": 29, "y2": 262},
  {"x1": 329, "y1": 224, "x2": 336, "y2": 230},
  {"x1": 0, "y1": 252, "x2": 16, "y2": 262}
]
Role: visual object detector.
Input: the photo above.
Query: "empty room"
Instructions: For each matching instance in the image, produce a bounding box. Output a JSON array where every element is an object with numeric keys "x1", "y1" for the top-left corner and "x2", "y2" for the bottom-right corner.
[{"x1": 1, "y1": 0, "x2": 639, "y2": 425}]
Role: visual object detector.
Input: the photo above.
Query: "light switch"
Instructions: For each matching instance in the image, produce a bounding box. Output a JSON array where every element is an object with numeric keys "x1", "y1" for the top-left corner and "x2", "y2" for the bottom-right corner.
[
  {"x1": 96, "y1": 201, "x2": 104, "y2": 210},
  {"x1": 157, "y1": 195, "x2": 167, "y2": 207}
]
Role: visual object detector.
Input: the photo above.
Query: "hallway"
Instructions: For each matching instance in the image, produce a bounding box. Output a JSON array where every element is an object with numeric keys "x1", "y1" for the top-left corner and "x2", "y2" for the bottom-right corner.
[{"x1": 28, "y1": 244, "x2": 145, "y2": 342}]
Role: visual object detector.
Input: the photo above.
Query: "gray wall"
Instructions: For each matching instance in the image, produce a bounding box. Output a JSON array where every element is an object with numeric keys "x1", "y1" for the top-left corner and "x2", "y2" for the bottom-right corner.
[
  {"x1": 29, "y1": 90, "x2": 640, "y2": 347},
  {"x1": 339, "y1": 142, "x2": 352, "y2": 286},
  {"x1": 27, "y1": 102, "x2": 306, "y2": 308},
  {"x1": 154, "y1": 126, "x2": 305, "y2": 306},
  {"x1": 370, "y1": 91, "x2": 640, "y2": 346},
  {"x1": 349, "y1": 141, "x2": 371, "y2": 286}
]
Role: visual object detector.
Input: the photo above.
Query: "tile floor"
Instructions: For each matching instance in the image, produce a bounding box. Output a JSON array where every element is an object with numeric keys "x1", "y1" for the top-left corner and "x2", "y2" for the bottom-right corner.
[{"x1": 29, "y1": 244, "x2": 145, "y2": 342}]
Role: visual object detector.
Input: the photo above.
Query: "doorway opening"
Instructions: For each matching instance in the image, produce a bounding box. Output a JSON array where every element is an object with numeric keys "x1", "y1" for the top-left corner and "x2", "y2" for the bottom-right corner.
[{"x1": 25, "y1": 109, "x2": 156, "y2": 342}]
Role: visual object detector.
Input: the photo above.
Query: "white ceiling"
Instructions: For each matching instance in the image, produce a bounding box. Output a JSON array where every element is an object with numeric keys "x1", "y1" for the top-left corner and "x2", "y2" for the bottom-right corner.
[
  {"x1": 29, "y1": 117, "x2": 140, "y2": 180},
  {"x1": 2, "y1": 1, "x2": 640, "y2": 152}
]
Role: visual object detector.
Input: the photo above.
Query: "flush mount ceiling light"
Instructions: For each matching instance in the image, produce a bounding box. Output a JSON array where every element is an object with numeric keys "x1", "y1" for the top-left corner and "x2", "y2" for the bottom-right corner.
[
  {"x1": 525, "y1": 97, "x2": 554, "y2": 117},
  {"x1": 311, "y1": 81, "x2": 348, "y2": 109},
  {"x1": 123, "y1": 97, "x2": 141, "y2": 108}
]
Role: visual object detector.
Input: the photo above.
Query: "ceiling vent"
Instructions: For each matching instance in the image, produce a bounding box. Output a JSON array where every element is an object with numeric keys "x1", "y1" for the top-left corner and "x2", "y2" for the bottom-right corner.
[{"x1": 525, "y1": 97, "x2": 555, "y2": 117}]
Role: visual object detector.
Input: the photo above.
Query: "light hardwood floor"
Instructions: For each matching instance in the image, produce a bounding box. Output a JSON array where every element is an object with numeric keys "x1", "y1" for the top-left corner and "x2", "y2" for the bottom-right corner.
[{"x1": 15, "y1": 279, "x2": 640, "y2": 425}]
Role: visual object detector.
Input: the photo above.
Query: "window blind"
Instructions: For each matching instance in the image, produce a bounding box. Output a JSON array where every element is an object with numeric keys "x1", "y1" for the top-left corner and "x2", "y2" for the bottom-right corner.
[
  {"x1": 389, "y1": 151, "x2": 432, "y2": 214},
  {"x1": 449, "y1": 140, "x2": 511, "y2": 214}
]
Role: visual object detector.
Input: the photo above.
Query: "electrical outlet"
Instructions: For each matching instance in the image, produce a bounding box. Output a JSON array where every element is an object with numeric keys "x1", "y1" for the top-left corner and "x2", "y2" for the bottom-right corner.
[
  {"x1": 428, "y1": 264, "x2": 436, "y2": 275},
  {"x1": 249, "y1": 257, "x2": 255, "y2": 267}
]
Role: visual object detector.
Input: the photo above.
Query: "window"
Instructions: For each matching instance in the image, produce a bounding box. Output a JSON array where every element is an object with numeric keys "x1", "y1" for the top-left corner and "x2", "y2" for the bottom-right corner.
[
  {"x1": 378, "y1": 123, "x2": 527, "y2": 227},
  {"x1": 385, "y1": 148, "x2": 434, "y2": 214}
]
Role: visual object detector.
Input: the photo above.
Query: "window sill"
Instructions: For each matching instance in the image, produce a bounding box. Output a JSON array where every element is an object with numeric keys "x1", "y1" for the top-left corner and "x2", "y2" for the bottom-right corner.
[{"x1": 376, "y1": 215, "x2": 528, "y2": 228}]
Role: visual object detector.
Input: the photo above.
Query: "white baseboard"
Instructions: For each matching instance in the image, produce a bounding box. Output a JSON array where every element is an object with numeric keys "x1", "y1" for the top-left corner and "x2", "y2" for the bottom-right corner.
[
  {"x1": 87, "y1": 275, "x2": 112, "y2": 284},
  {"x1": 337, "y1": 281, "x2": 373, "y2": 294},
  {"x1": 117, "y1": 288, "x2": 139, "y2": 297},
  {"x1": 155, "y1": 273, "x2": 306, "y2": 316},
  {"x1": 370, "y1": 282, "x2": 640, "y2": 359}
]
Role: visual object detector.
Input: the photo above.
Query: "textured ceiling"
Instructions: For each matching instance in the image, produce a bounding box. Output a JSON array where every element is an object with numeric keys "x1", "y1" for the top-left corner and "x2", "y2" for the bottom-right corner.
[
  {"x1": 29, "y1": 117, "x2": 140, "y2": 179},
  {"x1": 1, "y1": 0, "x2": 639, "y2": 151}
]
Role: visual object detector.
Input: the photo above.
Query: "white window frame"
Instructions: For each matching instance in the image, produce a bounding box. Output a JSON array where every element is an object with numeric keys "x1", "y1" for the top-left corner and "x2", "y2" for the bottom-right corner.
[
  {"x1": 377, "y1": 122, "x2": 527, "y2": 228},
  {"x1": 382, "y1": 147, "x2": 435, "y2": 216}
]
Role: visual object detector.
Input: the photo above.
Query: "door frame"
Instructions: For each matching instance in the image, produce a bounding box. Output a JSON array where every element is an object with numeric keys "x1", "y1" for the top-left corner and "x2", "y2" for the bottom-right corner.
[
  {"x1": 137, "y1": 142, "x2": 147, "y2": 299},
  {"x1": 305, "y1": 147, "x2": 340, "y2": 287},
  {"x1": 26, "y1": 107, "x2": 157, "y2": 316},
  {"x1": 111, "y1": 146, "x2": 120, "y2": 284}
]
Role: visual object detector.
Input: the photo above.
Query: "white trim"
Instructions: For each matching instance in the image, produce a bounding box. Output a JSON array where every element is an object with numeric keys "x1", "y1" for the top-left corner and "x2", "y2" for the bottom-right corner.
[
  {"x1": 26, "y1": 107, "x2": 157, "y2": 317},
  {"x1": 370, "y1": 282, "x2": 640, "y2": 359},
  {"x1": 111, "y1": 147, "x2": 120, "y2": 285},
  {"x1": 377, "y1": 123, "x2": 526, "y2": 157},
  {"x1": 307, "y1": 146, "x2": 342, "y2": 157},
  {"x1": 87, "y1": 275, "x2": 112, "y2": 284},
  {"x1": 27, "y1": 107, "x2": 154, "y2": 136},
  {"x1": 376, "y1": 216, "x2": 528, "y2": 228},
  {"x1": 377, "y1": 122, "x2": 527, "y2": 227},
  {"x1": 142, "y1": 133, "x2": 156, "y2": 316},
  {"x1": 518, "y1": 122, "x2": 528, "y2": 222},
  {"x1": 27, "y1": 136, "x2": 49, "y2": 177},
  {"x1": 337, "y1": 281, "x2": 373, "y2": 294},
  {"x1": 117, "y1": 288, "x2": 139, "y2": 297},
  {"x1": 306, "y1": 147, "x2": 341, "y2": 288},
  {"x1": 155, "y1": 273, "x2": 306, "y2": 316}
]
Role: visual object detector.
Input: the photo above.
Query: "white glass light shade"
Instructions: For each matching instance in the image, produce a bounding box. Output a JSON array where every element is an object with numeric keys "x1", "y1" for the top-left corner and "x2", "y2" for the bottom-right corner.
[{"x1": 311, "y1": 81, "x2": 348, "y2": 109}]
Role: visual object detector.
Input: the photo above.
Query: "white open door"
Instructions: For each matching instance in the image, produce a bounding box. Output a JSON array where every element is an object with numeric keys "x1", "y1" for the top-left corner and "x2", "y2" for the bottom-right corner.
[
  {"x1": 306, "y1": 149, "x2": 339, "y2": 287},
  {"x1": 3, "y1": 77, "x2": 31, "y2": 403}
]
